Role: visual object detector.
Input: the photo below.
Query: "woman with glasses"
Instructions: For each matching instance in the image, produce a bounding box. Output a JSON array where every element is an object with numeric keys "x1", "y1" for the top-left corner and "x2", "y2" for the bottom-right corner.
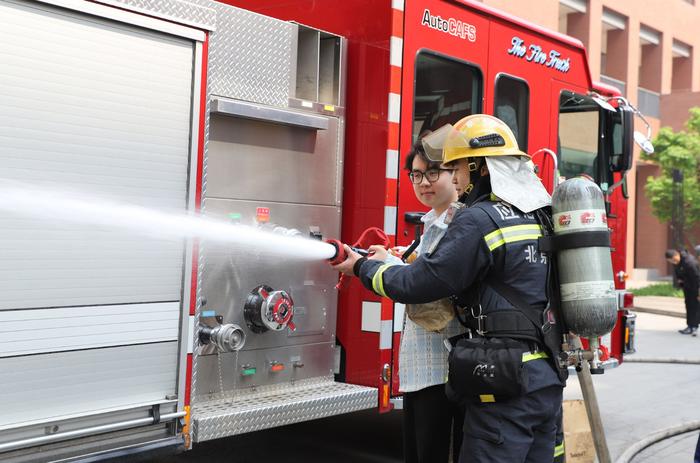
[{"x1": 399, "y1": 137, "x2": 466, "y2": 463}]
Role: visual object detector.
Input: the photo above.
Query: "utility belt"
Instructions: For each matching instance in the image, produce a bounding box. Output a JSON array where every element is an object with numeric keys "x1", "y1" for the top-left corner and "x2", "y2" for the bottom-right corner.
[
  {"x1": 446, "y1": 283, "x2": 568, "y2": 403},
  {"x1": 445, "y1": 332, "x2": 549, "y2": 404}
]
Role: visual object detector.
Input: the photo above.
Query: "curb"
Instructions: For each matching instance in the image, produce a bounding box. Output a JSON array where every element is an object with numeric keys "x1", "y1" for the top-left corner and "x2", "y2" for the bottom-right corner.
[{"x1": 631, "y1": 306, "x2": 685, "y2": 319}]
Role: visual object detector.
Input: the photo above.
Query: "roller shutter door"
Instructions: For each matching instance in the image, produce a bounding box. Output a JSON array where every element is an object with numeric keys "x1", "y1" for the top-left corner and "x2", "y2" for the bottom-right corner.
[{"x1": 0, "y1": 0, "x2": 194, "y2": 428}]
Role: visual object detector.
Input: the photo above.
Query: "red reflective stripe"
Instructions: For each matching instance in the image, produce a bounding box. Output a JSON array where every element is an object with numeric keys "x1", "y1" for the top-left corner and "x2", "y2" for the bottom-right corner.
[
  {"x1": 189, "y1": 35, "x2": 208, "y2": 316},
  {"x1": 385, "y1": 178, "x2": 398, "y2": 206},
  {"x1": 390, "y1": 66, "x2": 402, "y2": 94},
  {"x1": 391, "y1": 8, "x2": 403, "y2": 39},
  {"x1": 387, "y1": 122, "x2": 400, "y2": 150},
  {"x1": 184, "y1": 353, "x2": 193, "y2": 406}
]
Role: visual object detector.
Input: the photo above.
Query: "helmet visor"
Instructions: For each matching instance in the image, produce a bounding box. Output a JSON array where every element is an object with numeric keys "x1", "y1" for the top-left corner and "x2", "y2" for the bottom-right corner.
[{"x1": 421, "y1": 123, "x2": 472, "y2": 163}]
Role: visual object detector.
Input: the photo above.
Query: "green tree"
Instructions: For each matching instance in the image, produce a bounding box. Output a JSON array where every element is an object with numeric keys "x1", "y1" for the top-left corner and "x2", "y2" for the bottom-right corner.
[{"x1": 643, "y1": 107, "x2": 700, "y2": 247}]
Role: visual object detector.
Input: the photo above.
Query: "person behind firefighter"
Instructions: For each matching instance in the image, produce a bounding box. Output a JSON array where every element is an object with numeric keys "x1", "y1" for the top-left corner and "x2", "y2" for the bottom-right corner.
[
  {"x1": 332, "y1": 114, "x2": 567, "y2": 463},
  {"x1": 395, "y1": 136, "x2": 465, "y2": 463},
  {"x1": 666, "y1": 248, "x2": 700, "y2": 336}
]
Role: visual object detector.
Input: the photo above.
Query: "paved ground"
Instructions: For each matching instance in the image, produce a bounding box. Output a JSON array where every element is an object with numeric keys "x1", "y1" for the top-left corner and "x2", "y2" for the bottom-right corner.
[
  {"x1": 143, "y1": 297, "x2": 699, "y2": 463},
  {"x1": 564, "y1": 309, "x2": 700, "y2": 462}
]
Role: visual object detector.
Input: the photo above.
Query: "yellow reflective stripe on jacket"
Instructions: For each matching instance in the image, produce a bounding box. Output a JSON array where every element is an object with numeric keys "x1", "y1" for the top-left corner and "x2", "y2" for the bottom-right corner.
[
  {"x1": 554, "y1": 443, "x2": 565, "y2": 457},
  {"x1": 483, "y1": 224, "x2": 543, "y2": 251},
  {"x1": 522, "y1": 351, "x2": 549, "y2": 362},
  {"x1": 371, "y1": 264, "x2": 393, "y2": 297}
]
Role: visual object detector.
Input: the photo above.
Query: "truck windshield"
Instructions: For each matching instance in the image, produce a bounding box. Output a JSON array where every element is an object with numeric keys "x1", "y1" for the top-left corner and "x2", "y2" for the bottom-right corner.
[{"x1": 557, "y1": 91, "x2": 601, "y2": 183}]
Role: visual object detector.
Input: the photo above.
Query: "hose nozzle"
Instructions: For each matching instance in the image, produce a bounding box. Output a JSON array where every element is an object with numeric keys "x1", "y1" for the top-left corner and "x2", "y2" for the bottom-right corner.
[{"x1": 326, "y1": 239, "x2": 369, "y2": 265}]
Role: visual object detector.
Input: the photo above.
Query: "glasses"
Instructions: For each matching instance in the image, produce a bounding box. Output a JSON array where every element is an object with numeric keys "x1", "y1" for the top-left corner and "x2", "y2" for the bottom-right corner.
[{"x1": 408, "y1": 168, "x2": 454, "y2": 184}]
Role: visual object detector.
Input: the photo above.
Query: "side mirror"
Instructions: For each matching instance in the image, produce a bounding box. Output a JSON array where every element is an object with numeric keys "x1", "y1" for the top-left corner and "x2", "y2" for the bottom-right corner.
[
  {"x1": 610, "y1": 105, "x2": 635, "y2": 172},
  {"x1": 634, "y1": 131, "x2": 654, "y2": 154}
]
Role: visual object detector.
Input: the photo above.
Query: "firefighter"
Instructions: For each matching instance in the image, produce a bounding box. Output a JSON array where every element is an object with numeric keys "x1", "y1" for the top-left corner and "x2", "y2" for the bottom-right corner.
[{"x1": 332, "y1": 114, "x2": 566, "y2": 463}]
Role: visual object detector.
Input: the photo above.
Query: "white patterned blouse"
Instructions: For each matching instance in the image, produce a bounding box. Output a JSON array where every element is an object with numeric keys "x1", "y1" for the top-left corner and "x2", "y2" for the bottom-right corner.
[{"x1": 398, "y1": 208, "x2": 467, "y2": 393}]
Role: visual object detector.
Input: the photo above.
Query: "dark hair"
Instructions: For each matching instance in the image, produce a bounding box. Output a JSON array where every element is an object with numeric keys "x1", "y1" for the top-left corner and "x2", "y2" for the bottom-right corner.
[
  {"x1": 665, "y1": 249, "x2": 679, "y2": 259},
  {"x1": 404, "y1": 134, "x2": 441, "y2": 172}
]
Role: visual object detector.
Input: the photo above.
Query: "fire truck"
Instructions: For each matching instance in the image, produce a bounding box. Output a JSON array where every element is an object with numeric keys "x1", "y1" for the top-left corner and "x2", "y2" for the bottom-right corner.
[{"x1": 0, "y1": 0, "x2": 646, "y2": 461}]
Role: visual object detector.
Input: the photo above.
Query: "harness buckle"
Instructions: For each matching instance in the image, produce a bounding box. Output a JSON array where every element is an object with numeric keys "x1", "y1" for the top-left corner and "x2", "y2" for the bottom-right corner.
[
  {"x1": 542, "y1": 307, "x2": 555, "y2": 334},
  {"x1": 470, "y1": 304, "x2": 487, "y2": 336}
]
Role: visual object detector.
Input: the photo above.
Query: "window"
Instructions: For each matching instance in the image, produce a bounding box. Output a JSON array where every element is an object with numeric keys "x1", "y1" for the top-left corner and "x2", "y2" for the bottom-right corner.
[
  {"x1": 412, "y1": 51, "x2": 482, "y2": 143},
  {"x1": 557, "y1": 91, "x2": 602, "y2": 182},
  {"x1": 494, "y1": 74, "x2": 529, "y2": 151}
]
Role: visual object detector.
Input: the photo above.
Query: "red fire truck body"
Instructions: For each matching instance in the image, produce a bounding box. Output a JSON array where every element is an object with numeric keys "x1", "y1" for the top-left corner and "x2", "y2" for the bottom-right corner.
[
  {"x1": 230, "y1": 0, "x2": 636, "y2": 404},
  {"x1": 0, "y1": 0, "x2": 637, "y2": 461}
]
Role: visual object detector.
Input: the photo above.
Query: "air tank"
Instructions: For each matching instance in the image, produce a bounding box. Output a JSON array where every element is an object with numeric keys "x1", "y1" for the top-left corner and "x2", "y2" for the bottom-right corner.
[{"x1": 551, "y1": 177, "x2": 617, "y2": 338}]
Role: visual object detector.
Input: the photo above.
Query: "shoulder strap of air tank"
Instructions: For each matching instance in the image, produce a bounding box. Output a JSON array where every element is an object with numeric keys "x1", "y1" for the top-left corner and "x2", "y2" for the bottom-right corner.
[
  {"x1": 534, "y1": 206, "x2": 570, "y2": 335},
  {"x1": 471, "y1": 198, "x2": 499, "y2": 223}
]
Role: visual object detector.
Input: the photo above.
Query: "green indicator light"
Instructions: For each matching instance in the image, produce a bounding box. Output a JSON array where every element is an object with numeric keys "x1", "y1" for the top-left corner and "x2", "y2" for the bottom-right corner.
[
  {"x1": 228, "y1": 213, "x2": 242, "y2": 221},
  {"x1": 241, "y1": 367, "x2": 256, "y2": 376}
]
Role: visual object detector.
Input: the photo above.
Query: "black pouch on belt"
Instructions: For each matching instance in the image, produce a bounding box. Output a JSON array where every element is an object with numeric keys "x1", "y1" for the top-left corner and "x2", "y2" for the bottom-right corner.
[{"x1": 447, "y1": 336, "x2": 528, "y2": 402}]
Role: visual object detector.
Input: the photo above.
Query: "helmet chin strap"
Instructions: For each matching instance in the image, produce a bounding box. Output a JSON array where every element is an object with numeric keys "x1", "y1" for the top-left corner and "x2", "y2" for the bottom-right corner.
[
  {"x1": 458, "y1": 158, "x2": 491, "y2": 206},
  {"x1": 459, "y1": 173, "x2": 491, "y2": 206}
]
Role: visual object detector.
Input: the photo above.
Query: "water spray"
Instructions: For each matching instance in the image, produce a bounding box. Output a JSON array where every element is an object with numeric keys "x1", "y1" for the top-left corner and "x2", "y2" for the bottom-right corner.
[{"x1": 0, "y1": 182, "x2": 337, "y2": 261}]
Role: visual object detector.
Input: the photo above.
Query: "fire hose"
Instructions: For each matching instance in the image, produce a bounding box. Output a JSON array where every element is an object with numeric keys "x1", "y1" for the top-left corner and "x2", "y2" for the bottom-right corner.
[
  {"x1": 614, "y1": 420, "x2": 700, "y2": 463},
  {"x1": 610, "y1": 357, "x2": 700, "y2": 462}
]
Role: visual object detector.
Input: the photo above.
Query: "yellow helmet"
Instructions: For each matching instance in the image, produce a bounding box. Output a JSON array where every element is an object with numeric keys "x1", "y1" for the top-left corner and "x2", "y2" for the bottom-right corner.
[{"x1": 422, "y1": 114, "x2": 527, "y2": 165}]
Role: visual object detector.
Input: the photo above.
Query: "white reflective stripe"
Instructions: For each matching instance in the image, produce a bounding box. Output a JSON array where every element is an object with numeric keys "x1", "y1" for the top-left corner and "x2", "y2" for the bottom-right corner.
[
  {"x1": 392, "y1": 0, "x2": 405, "y2": 11},
  {"x1": 380, "y1": 319, "x2": 393, "y2": 350},
  {"x1": 390, "y1": 36, "x2": 403, "y2": 68},
  {"x1": 386, "y1": 149, "x2": 399, "y2": 179},
  {"x1": 384, "y1": 206, "x2": 397, "y2": 235},
  {"x1": 361, "y1": 301, "x2": 382, "y2": 332},
  {"x1": 388, "y1": 92, "x2": 401, "y2": 123},
  {"x1": 394, "y1": 303, "x2": 405, "y2": 332},
  {"x1": 187, "y1": 315, "x2": 195, "y2": 354}
]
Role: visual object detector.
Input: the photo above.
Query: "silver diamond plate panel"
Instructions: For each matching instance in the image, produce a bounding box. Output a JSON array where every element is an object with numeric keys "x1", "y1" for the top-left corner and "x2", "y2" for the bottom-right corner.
[
  {"x1": 208, "y1": 3, "x2": 296, "y2": 107},
  {"x1": 107, "y1": 0, "x2": 216, "y2": 31},
  {"x1": 191, "y1": 378, "x2": 377, "y2": 442}
]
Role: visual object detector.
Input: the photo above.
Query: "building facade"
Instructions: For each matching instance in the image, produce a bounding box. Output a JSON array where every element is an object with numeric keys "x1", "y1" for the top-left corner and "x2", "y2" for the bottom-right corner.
[{"x1": 482, "y1": 0, "x2": 700, "y2": 278}]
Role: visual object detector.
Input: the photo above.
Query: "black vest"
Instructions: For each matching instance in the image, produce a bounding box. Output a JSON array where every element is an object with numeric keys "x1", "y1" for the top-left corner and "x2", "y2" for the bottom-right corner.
[{"x1": 455, "y1": 199, "x2": 568, "y2": 381}]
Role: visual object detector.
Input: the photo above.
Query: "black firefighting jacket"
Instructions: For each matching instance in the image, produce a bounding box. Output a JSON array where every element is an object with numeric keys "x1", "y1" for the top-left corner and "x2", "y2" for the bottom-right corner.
[
  {"x1": 675, "y1": 251, "x2": 700, "y2": 295},
  {"x1": 356, "y1": 198, "x2": 564, "y2": 390}
]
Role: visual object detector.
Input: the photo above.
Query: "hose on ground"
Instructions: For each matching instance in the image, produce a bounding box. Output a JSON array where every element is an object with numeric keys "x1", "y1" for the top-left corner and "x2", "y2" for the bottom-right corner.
[
  {"x1": 623, "y1": 357, "x2": 700, "y2": 365},
  {"x1": 614, "y1": 421, "x2": 700, "y2": 463}
]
